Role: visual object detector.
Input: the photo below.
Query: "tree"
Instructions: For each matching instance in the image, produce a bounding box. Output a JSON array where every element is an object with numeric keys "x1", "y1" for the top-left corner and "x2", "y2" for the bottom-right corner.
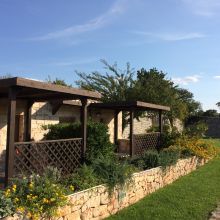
[
  {"x1": 76, "y1": 60, "x2": 135, "y2": 102},
  {"x1": 76, "y1": 62, "x2": 201, "y2": 128},
  {"x1": 46, "y1": 76, "x2": 72, "y2": 87},
  {"x1": 202, "y1": 109, "x2": 219, "y2": 117},
  {"x1": 133, "y1": 68, "x2": 201, "y2": 126}
]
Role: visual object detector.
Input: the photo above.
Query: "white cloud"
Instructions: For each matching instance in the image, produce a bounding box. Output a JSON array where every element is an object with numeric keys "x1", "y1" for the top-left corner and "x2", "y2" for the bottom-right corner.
[
  {"x1": 214, "y1": 75, "x2": 220, "y2": 79},
  {"x1": 132, "y1": 31, "x2": 205, "y2": 41},
  {"x1": 30, "y1": 0, "x2": 127, "y2": 41},
  {"x1": 182, "y1": 0, "x2": 220, "y2": 17},
  {"x1": 172, "y1": 75, "x2": 201, "y2": 85}
]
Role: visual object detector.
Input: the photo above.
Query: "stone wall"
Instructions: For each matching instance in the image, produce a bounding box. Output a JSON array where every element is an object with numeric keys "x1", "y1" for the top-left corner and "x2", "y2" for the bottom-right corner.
[
  {"x1": 122, "y1": 114, "x2": 184, "y2": 139},
  {"x1": 56, "y1": 156, "x2": 207, "y2": 220},
  {"x1": 122, "y1": 115, "x2": 152, "y2": 138},
  {"x1": 204, "y1": 117, "x2": 220, "y2": 138}
]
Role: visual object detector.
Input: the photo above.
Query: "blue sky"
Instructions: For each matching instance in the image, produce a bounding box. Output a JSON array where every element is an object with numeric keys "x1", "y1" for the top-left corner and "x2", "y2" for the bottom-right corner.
[{"x1": 0, "y1": 0, "x2": 220, "y2": 111}]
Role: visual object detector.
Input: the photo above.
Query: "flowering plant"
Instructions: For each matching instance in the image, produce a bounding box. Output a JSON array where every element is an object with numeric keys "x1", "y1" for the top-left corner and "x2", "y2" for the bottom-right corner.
[
  {"x1": 0, "y1": 189, "x2": 15, "y2": 218},
  {"x1": 5, "y1": 170, "x2": 69, "y2": 220}
]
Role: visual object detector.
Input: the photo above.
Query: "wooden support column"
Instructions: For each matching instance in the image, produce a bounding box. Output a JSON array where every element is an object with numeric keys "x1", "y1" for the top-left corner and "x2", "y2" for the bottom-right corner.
[
  {"x1": 114, "y1": 110, "x2": 119, "y2": 145},
  {"x1": 80, "y1": 98, "x2": 88, "y2": 158},
  {"x1": 24, "y1": 100, "x2": 34, "y2": 141},
  {"x1": 5, "y1": 87, "x2": 17, "y2": 186},
  {"x1": 159, "y1": 110, "x2": 163, "y2": 133},
  {"x1": 129, "y1": 109, "x2": 134, "y2": 157}
]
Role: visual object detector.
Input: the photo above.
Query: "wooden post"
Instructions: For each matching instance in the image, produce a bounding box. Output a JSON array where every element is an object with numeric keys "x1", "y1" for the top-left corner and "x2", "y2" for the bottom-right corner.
[
  {"x1": 24, "y1": 100, "x2": 34, "y2": 141},
  {"x1": 129, "y1": 109, "x2": 134, "y2": 157},
  {"x1": 5, "y1": 87, "x2": 17, "y2": 186},
  {"x1": 80, "y1": 98, "x2": 88, "y2": 158},
  {"x1": 114, "y1": 110, "x2": 119, "y2": 145},
  {"x1": 159, "y1": 110, "x2": 163, "y2": 133}
]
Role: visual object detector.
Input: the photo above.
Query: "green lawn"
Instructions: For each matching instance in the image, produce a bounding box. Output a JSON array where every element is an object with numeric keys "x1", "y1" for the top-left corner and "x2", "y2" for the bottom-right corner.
[
  {"x1": 204, "y1": 138, "x2": 220, "y2": 148},
  {"x1": 107, "y1": 139, "x2": 220, "y2": 220}
]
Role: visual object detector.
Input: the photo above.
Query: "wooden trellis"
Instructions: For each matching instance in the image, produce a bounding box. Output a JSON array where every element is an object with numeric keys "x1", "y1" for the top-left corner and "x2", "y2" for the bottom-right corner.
[
  {"x1": 134, "y1": 132, "x2": 161, "y2": 156},
  {"x1": 14, "y1": 138, "x2": 82, "y2": 176}
]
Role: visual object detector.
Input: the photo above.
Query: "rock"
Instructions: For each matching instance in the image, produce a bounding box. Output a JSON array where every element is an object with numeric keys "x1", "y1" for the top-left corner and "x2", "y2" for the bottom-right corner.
[
  {"x1": 100, "y1": 192, "x2": 109, "y2": 205},
  {"x1": 81, "y1": 208, "x2": 93, "y2": 220},
  {"x1": 64, "y1": 211, "x2": 81, "y2": 220},
  {"x1": 93, "y1": 205, "x2": 108, "y2": 217}
]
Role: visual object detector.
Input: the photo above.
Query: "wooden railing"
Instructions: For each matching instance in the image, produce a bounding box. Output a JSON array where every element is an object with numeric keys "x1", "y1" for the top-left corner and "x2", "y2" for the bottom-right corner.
[
  {"x1": 134, "y1": 132, "x2": 161, "y2": 155},
  {"x1": 14, "y1": 138, "x2": 82, "y2": 176}
]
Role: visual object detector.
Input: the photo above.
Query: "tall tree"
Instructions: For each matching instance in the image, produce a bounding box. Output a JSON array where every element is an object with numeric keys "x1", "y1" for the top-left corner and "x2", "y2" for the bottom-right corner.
[
  {"x1": 76, "y1": 60, "x2": 135, "y2": 102},
  {"x1": 76, "y1": 62, "x2": 201, "y2": 128}
]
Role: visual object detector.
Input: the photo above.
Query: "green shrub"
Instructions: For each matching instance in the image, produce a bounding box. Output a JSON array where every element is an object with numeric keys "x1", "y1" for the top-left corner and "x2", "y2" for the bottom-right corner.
[
  {"x1": 0, "y1": 190, "x2": 15, "y2": 218},
  {"x1": 92, "y1": 157, "x2": 134, "y2": 193},
  {"x1": 184, "y1": 121, "x2": 208, "y2": 138},
  {"x1": 42, "y1": 166, "x2": 62, "y2": 183},
  {"x1": 161, "y1": 130, "x2": 182, "y2": 148},
  {"x1": 86, "y1": 121, "x2": 115, "y2": 163},
  {"x1": 159, "y1": 146, "x2": 181, "y2": 168},
  {"x1": 147, "y1": 125, "x2": 159, "y2": 132},
  {"x1": 130, "y1": 150, "x2": 160, "y2": 170},
  {"x1": 43, "y1": 122, "x2": 81, "y2": 140},
  {"x1": 44, "y1": 121, "x2": 115, "y2": 163},
  {"x1": 129, "y1": 157, "x2": 145, "y2": 170},
  {"x1": 142, "y1": 150, "x2": 160, "y2": 169},
  {"x1": 64, "y1": 164, "x2": 101, "y2": 192}
]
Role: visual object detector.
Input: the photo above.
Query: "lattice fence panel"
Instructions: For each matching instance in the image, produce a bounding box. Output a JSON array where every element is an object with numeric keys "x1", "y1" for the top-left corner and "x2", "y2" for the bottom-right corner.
[
  {"x1": 14, "y1": 138, "x2": 82, "y2": 176},
  {"x1": 134, "y1": 132, "x2": 161, "y2": 156}
]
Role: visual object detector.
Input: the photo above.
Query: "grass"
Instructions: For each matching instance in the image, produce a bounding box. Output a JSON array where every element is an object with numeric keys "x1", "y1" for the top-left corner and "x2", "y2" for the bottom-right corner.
[
  {"x1": 107, "y1": 139, "x2": 220, "y2": 220},
  {"x1": 204, "y1": 138, "x2": 220, "y2": 148}
]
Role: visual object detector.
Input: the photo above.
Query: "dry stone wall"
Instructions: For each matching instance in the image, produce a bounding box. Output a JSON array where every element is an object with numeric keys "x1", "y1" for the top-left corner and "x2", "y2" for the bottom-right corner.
[{"x1": 56, "y1": 156, "x2": 207, "y2": 220}]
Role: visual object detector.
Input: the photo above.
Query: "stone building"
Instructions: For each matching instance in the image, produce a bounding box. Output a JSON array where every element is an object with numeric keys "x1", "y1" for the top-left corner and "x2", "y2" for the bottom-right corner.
[{"x1": 0, "y1": 100, "x2": 124, "y2": 156}]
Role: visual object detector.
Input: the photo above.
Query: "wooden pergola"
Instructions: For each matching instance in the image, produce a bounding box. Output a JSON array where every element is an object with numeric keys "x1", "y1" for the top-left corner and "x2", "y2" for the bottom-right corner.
[
  {"x1": 90, "y1": 101, "x2": 170, "y2": 157},
  {"x1": 0, "y1": 77, "x2": 101, "y2": 185}
]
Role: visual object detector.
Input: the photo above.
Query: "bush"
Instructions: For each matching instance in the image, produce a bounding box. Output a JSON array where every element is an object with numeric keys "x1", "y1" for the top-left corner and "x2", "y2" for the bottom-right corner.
[
  {"x1": 130, "y1": 150, "x2": 160, "y2": 170},
  {"x1": 185, "y1": 122, "x2": 208, "y2": 138},
  {"x1": 6, "y1": 170, "x2": 68, "y2": 220},
  {"x1": 44, "y1": 121, "x2": 115, "y2": 163},
  {"x1": 43, "y1": 122, "x2": 81, "y2": 140},
  {"x1": 86, "y1": 121, "x2": 115, "y2": 163},
  {"x1": 92, "y1": 156, "x2": 134, "y2": 193},
  {"x1": 64, "y1": 164, "x2": 101, "y2": 192},
  {"x1": 176, "y1": 137, "x2": 219, "y2": 159},
  {"x1": 0, "y1": 190, "x2": 15, "y2": 218},
  {"x1": 161, "y1": 129, "x2": 182, "y2": 148},
  {"x1": 159, "y1": 146, "x2": 181, "y2": 168}
]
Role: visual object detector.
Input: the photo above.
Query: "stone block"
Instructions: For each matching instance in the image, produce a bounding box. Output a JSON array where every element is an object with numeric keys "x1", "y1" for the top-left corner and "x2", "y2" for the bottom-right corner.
[
  {"x1": 100, "y1": 192, "x2": 109, "y2": 205},
  {"x1": 64, "y1": 211, "x2": 81, "y2": 220},
  {"x1": 81, "y1": 208, "x2": 93, "y2": 220}
]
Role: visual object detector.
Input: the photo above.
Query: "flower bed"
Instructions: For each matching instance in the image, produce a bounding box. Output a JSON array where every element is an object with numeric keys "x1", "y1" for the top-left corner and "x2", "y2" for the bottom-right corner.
[{"x1": 45, "y1": 157, "x2": 207, "y2": 220}]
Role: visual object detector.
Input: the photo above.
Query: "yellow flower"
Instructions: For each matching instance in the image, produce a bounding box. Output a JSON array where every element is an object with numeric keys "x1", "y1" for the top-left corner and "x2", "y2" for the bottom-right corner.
[
  {"x1": 29, "y1": 182, "x2": 34, "y2": 189},
  {"x1": 4, "y1": 189, "x2": 11, "y2": 197},
  {"x1": 16, "y1": 206, "x2": 25, "y2": 213},
  {"x1": 12, "y1": 184, "x2": 17, "y2": 192},
  {"x1": 14, "y1": 197, "x2": 19, "y2": 203},
  {"x1": 42, "y1": 198, "x2": 49, "y2": 203},
  {"x1": 26, "y1": 212, "x2": 32, "y2": 219},
  {"x1": 69, "y1": 185, "x2": 74, "y2": 191},
  {"x1": 32, "y1": 195, "x2": 38, "y2": 200}
]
